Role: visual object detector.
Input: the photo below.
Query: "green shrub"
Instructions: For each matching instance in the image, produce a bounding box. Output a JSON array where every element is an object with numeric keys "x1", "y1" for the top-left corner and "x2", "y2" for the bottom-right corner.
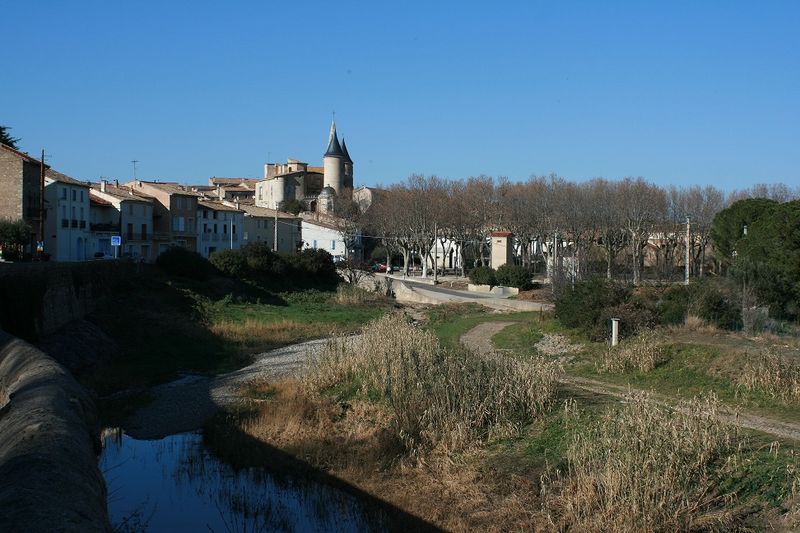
[
  {"x1": 469, "y1": 266, "x2": 497, "y2": 286},
  {"x1": 658, "y1": 280, "x2": 741, "y2": 330},
  {"x1": 495, "y1": 264, "x2": 533, "y2": 289},
  {"x1": 555, "y1": 278, "x2": 631, "y2": 336},
  {"x1": 156, "y1": 246, "x2": 215, "y2": 280},
  {"x1": 597, "y1": 301, "x2": 658, "y2": 341},
  {"x1": 209, "y1": 249, "x2": 248, "y2": 278}
]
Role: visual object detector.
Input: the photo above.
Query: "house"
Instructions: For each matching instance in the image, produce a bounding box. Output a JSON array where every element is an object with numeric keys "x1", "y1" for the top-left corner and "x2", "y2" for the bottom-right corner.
[
  {"x1": 43, "y1": 169, "x2": 91, "y2": 261},
  {"x1": 125, "y1": 181, "x2": 200, "y2": 257},
  {"x1": 225, "y1": 202, "x2": 301, "y2": 254},
  {"x1": 90, "y1": 180, "x2": 155, "y2": 261},
  {"x1": 0, "y1": 143, "x2": 44, "y2": 254},
  {"x1": 197, "y1": 200, "x2": 244, "y2": 258},
  {"x1": 207, "y1": 177, "x2": 258, "y2": 202},
  {"x1": 300, "y1": 212, "x2": 361, "y2": 263}
]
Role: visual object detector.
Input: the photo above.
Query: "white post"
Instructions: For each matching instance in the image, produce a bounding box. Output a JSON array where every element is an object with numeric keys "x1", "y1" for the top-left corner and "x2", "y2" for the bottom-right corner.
[
  {"x1": 433, "y1": 220, "x2": 438, "y2": 284},
  {"x1": 685, "y1": 216, "x2": 691, "y2": 286},
  {"x1": 611, "y1": 318, "x2": 620, "y2": 346}
]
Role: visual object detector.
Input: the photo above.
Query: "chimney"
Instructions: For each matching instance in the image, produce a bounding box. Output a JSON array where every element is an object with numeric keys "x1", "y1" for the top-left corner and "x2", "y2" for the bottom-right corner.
[
  {"x1": 100, "y1": 179, "x2": 107, "y2": 193},
  {"x1": 217, "y1": 184, "x2": 222, "y2": 199},
  {"x1": 235, "y1": 200, "x2": 240, "y2": 210},
  {"x1": 114, "y1": 179, "x2": 119, "y2": 188}
]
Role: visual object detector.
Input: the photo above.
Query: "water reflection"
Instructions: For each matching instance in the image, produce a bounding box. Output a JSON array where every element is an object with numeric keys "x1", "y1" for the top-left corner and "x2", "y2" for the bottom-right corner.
[{"x1": 100, "y1": 430, "x2": 390, "y2": 532}]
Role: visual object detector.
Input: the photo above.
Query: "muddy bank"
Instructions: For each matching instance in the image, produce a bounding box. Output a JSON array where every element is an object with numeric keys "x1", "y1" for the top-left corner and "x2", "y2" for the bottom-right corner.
[{"x1": 0, "y1": 330, "x2": 110, "y2": 532}]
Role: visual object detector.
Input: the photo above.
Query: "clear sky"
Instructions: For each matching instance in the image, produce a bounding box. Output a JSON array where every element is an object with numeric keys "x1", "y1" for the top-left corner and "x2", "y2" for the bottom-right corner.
[{"x1": 2, "y1": 1, "x2": 798, "y2": 190}]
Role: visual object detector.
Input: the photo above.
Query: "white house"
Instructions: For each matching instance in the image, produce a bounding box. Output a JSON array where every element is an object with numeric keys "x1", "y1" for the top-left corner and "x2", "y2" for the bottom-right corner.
[
  {"x1": 197, "y1": 200, "x2": 244, "y2": 258},
  {"x1": 300, "y1": 213, "x2": 361, "y2": 263},
  {"x1": 90, "y1": 180, "x2": 156, "y2": 260},
  {"x1": 43, "y1": 169, "x2": 91, "y2": 261}
]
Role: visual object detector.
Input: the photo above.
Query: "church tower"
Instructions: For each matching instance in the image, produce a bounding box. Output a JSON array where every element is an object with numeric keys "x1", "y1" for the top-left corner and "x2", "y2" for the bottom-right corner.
[
  {"x1": 341, "y1": 138, "x2": 354, "y2": 190},
  {"x1": 323, "y1": 121, "x2": 344, "y2": 194}
]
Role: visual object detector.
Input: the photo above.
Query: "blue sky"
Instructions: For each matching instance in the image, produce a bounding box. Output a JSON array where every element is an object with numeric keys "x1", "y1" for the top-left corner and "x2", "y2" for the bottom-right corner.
[{"x1": 2, "y1": 1, "x2": 798, "y2": 190}]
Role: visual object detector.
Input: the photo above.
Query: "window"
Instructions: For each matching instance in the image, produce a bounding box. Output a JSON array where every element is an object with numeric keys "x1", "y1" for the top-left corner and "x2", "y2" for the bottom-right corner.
[
  {"x1": 80, "y1": 207, "x2": 84, "y2": 221},
  {"x1": 223, "y1": 224, "x2": 227, "y2": 235},
  {"x1": 214, "y1": 223, "x2": 218, "y2": 233},
  {"x1": 80, "y1": 190, "x2": 84, "y2": 202},
  {"x1": 172, "y1": 216, "x2": 185, "y2": 231},
  {"x1": 61, "y1": 188, "x2": 66, "y2": 200},
  {"x1": 61, "y1": 206, "x2": 66, "y2": 219},
  {"x1": 175, "y1": 197, "x2": 183, "y2": 210},
  {"x1": 127, "y1": 223, "x2": 134, "y2": 240},
  {"x1": 331, "y1": 240, "x2": 336, "y2": 250},
  {"x1": 141, "y1": 224, "x2": 147, "y2": 240},
  {"x1": 128, "y1": 203, "x2": 134, "y2": 215},
  {"x1": 232, "y1": 224, "x2": 236, "y2": 234},
  {"x1": 312, "y1": 240, "x2": 317, "y2": 249},
  {"x1": 72, "y1": 189, "x2": 76, "y2": 201},
  {"x1": 72, "y1": 206, "x2": 76, "y2": 219}
]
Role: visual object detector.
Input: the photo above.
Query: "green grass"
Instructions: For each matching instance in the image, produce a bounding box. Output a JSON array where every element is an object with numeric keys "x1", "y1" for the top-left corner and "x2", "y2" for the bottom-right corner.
[{"x1": 425, "y1": 303, "x2": 537, "y2": 349}]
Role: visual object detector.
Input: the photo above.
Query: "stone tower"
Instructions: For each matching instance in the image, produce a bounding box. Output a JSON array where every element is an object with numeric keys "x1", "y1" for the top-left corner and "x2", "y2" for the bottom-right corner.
[
  {"x1": 341, "y1": 138, "x2": 354, "y2": 190},
  {"x1": 323, "y1": 121, "x2": 344, "y2": 194}
]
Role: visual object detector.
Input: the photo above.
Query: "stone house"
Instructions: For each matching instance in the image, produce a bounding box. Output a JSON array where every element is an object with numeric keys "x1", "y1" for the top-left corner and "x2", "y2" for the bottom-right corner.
[
  {"x1": 0, "y1": 143, "x2": 44, "y2": 254},
  {"x1": 125, "y1": 181, "x2": 199, "y2": 257},
  {"x1": 226, "y1": 203, "x2": 301, "y2": 254}
]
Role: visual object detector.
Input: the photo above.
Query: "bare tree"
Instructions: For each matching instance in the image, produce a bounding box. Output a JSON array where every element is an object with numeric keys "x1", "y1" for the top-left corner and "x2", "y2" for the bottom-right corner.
[{"x1": 619, "y1": 177, "x2": 667, "y2": 284}]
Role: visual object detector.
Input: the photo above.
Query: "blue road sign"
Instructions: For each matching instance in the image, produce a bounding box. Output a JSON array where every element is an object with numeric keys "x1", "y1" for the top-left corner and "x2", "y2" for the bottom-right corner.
[{"x1": 111, "y1": 235, "x2": 121, "y2": 246}]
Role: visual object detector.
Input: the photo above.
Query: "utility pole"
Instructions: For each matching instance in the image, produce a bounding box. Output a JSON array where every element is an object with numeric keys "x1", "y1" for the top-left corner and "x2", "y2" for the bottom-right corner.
[
  {"x1": 685, "y1": 216, "x2": 691, "y2": 286},
  {"x1": 39, "y1": 149, "x2": 45, "y2": 257},
  {"x1": 131, "y1": 160, "x2": 139, "y2": 181}
]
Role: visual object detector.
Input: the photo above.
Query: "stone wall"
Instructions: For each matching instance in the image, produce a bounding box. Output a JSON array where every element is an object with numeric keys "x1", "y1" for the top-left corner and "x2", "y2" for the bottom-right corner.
[
  {"x1": 0, "y1": 260, "x2": 135, "y2": 341},
  {"x1": 0, "y1": 329, "x2": 111, "y2": 532}
]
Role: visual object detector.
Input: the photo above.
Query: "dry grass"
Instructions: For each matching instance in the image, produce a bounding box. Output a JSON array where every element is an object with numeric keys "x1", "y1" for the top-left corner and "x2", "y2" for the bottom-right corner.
[
  {"x1": 541, "y1": 393, "x2": 744, "y2": 532},
  {"x1": 739, "y1": 348, "x2": 800, "y2": 404},
  {"x1": 598, "y1": 329, "x2": 670, "y2": 373},
  {"x1": 304, "y1": 313, "x2": 561, "y2": 456},
  {"x1": 332, "y1": 284, "x2": 385, "y2": 305},
  {"x1": 210, "y1": 319, "x2": 339, "y2": 354}
]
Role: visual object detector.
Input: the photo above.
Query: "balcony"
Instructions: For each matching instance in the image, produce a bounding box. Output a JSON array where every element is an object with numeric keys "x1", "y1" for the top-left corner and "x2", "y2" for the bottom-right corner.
[
  {"x1": 61, "y1": 219, "x2": 69, "y2": 228},
  {"x1": 90, "y1": 222, "x2": 121, "y2": 232},
  {"x1": 79, "y1": 220, "x2": 86, "y2": 229},
  {"x1": 71, "y1": 219, "x2": 78, "y2": 228}
]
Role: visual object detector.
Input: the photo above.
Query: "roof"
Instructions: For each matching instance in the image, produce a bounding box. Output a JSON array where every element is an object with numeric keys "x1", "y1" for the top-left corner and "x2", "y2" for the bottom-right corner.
[
  {"x1": 45, "y1": 168, "x2": 89, "y2": 188},
  {"x1": 307, "y1": 166, "x2": 324, "y2": 174},
  {"x1": 324, "y1": 122, "x2": 345, "y2": 158},
  {"x1": 89, "y1": 193, "x2": 113, "y2": 206},
  {"x1": 198, "y1": 200, "x2": 243, "y2": 212},
  {"x1": 300, "y1": 212, "x2": 347, "y2": 231},
  {"x1": 491, "y1": 231, "x2": 513, "y2": 237},
  {"x1": 209, "y1": 177, "x2": 259, "y2": 187},
  {"x1": 233, "y1": 203, "x2": 298, "y2": 220},
  {"x1": 91, "y1": 183, "x2": 154, "y2": 203},
  {"x1": 340, "y1": 138, "x2": 353, "y2": 164},
  {"x1": 0, "y1": 143, "x2": 47, "y2": 166},
  {"x1": 127, "y1": 181, "x2": 202, "y2": 197}
]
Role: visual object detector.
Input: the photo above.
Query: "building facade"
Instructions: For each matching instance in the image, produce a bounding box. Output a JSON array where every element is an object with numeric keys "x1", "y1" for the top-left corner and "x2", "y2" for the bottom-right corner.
[
  {"x1": 126, "y1": 181, "x2": 199, "y2": 256},
  {"x1": 90, "y1": 181, "x2": 155, "y2": 261},
  {"x1": 197, "y1": 200, "x2": 244, "y2": 258},
  {"x1": 43, "y1": 169, "x2": 92, "y2": 261},
  {"x1": 0, "y1": 143, "x2": 43, "y2": 254}
]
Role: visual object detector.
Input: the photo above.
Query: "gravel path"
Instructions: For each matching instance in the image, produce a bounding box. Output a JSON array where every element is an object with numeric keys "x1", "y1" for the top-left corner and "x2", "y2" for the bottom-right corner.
[
  {"x1": 459, "y1": 322, "x2": 800, "y2": 442},
  {"x1": 123, "y1": 338, "x2": 329, "y2": 439}
]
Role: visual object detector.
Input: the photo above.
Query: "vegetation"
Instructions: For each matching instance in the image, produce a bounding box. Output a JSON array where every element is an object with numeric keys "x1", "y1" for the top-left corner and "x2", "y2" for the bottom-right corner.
[
  {"x1": 0, "y1": 125, "x2": 19, "y2": 149},
  {"x1": 467, "y1": 265, "x2": 496, "y2": 286},
  {"x1": 495, "y1": 264, "x2": 533, "y2": 289},
  {"x1": 210, "y1": 243, "x2": 339, "y2": 291},
  {"x1": 598, "y1": 329, "x2": 670, "y2": 373},
  {"x1": 0, "y1": 218, "x2": 31, "y2": 261},
  {"x1": 155, "y1": 246, "x2": 215, "y2": 280},
  {"x1": 542, "y1": 394, "x2": 747, "y2": 531},
  {"x1": 303, "y1": 313, "x2": 560, "y2": 455},
  {"x1": 739, "y1": 348, "x2": 800, "y2": 404}
]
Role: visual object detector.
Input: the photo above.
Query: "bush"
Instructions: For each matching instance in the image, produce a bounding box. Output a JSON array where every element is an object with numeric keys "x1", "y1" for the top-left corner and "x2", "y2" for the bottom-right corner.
[
  {"x1": 599, "y1": 330, "x2": 670, "y2": 373},
  {"x1": 156, "y1": 246, "x2": 215, "y2": 280},
  {"x1": 209, "y1": 249, "x2": 248, "y2": 278},
  {"x1": 495, "y1": 264, "x2": 533, "y2": 289},
  {"x1": 469, "y1": 266, "x2": 497, "y2": 286},
  {"x1": 555, "y1": 278, "x2": 631, "y2": 335},
  {"x1": 596, "y1": 301, "x2": 658, "y2": 342},
  {"x1": 659, "y1": 280, "x2": 741, "y2": 330}
]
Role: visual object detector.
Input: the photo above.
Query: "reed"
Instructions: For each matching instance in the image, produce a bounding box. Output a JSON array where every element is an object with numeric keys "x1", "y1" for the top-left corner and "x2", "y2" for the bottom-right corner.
[
  {"x1": 739, "y1": 348, "x2": 800, "y2": 404},
  {"x1": 598, "y1": 329, "x2": 670, "y2": 373}
]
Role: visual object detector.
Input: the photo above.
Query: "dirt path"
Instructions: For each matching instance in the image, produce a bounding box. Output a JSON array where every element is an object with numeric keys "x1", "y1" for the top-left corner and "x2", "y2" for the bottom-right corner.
[
  {"x1": 459, "y1": 322, "x2": 800, "y2": 442},
  {"x1": 123, "y1": 338, "x2": 329, "y2": 439}
]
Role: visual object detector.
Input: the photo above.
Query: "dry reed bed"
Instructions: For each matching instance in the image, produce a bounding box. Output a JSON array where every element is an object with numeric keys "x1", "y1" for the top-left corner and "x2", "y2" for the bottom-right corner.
[
  {"x1": 598, "y1": 329, "x2": 670, "y2": 373},
  {"x1": 303, "y1": 313, "x2": 562, "y2": 456},
  {"x1": 739, "y1": 348, "x2": 800, "y2": 404},
  {"x1": 541, "y1": 393, "x2": 745, "y2": 532}
]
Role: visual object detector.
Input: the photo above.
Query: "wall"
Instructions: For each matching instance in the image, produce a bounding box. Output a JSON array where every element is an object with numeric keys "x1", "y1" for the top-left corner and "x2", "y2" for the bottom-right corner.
[
  {"x1": 0, "y1": 260, "x2": 134, "y2": 341},
  {"x1": 0, "y1": 150, "x2": 23, "y2": 220},
  {"x1": 0, "y1": 329, "x2": 111, "y2": 532}
]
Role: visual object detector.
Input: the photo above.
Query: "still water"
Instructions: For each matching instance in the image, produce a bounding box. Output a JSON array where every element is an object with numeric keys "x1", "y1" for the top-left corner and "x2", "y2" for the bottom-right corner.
[{"x1": 99, "y1": 431, "x2": 392, "y2": 532}]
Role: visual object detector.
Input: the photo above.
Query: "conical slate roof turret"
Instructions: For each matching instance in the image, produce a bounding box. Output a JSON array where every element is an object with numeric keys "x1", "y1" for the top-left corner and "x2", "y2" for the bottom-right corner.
[
  {"x1": 324, "y1": 121, "x2": 344, "y2": 158},
  {"x1": 340, "y1": 138, "x2": 353, "y2": 164}
]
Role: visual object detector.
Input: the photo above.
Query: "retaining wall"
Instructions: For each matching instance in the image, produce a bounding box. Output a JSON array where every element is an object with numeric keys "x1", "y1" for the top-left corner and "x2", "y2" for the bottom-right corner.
[{"x1": 0, "y1": 329, "x2": 110, "y2": 532}]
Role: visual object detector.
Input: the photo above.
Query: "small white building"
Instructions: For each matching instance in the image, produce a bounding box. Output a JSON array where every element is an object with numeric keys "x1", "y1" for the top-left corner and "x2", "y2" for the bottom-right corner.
[
  {"x1": 300, "y1": 213, "x2": 361, "y2": 263},
  {"x1": 43, "y1": 169, "x2": 91, "y2": 261},
  {"x1": 197, "y1": 200, "x2": 244, "y2": 258}
]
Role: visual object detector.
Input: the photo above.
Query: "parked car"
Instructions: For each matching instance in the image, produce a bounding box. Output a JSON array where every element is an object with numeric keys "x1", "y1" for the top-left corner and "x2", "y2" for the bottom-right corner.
[{"x1": 370, "y1": 262, "x2": 387, "y2": 272}]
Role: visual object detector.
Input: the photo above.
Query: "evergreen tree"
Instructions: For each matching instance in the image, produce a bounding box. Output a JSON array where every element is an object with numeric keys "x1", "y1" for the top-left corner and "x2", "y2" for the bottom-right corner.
[{"x1": 0, "y1": 125, "x2": 19, "y2": 149}]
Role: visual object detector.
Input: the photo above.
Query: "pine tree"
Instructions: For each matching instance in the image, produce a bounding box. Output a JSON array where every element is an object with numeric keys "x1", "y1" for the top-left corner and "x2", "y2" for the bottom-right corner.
[{"x1": 0, "y1": 125, "x2": 19, "y2": 149}]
